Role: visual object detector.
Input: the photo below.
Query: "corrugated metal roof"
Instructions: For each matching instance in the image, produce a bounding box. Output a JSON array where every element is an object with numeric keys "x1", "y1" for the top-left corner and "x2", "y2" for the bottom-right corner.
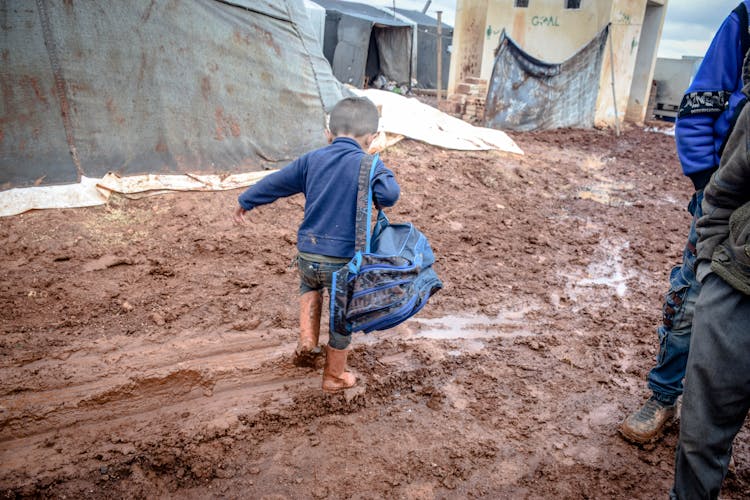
[
  {"x1": 393, "y1": 8, "x2": 453, "y2": 29},
  {"x1": 311, "y1": 0, "x2": 411, "y2": 27}
]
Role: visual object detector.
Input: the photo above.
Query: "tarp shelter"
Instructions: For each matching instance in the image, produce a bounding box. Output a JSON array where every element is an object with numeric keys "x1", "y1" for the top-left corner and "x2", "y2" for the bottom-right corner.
[
  {"x1": 0, "y1": 0, "x2": 343, "y2": 190},
  {"x1": 484, "y1": 27, "x2": 609, "y2": 131},
  {"x1": 311, "y1": 0, "x2": 413, "y2": 87},
  {"x1": 392, "y1": 8, "x2": 452, "y2": 90}
]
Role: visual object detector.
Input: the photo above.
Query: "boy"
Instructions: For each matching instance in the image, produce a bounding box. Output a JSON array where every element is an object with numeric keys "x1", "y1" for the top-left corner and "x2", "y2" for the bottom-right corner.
[{"x1": 232, "y1": 97, "x2": 400, "y2": 392}]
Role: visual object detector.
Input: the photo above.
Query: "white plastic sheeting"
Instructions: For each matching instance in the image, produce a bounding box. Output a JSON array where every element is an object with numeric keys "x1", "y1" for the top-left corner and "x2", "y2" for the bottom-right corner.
[
  {"x1": 0, "y1": 177, "x2": 109, "y2": 217},
  {"x1": 353, "y1": 89, "x2": 523, "y2": 153},
  {"x1": 0, "y1": 171, "x2": 276, "y2": 217}
]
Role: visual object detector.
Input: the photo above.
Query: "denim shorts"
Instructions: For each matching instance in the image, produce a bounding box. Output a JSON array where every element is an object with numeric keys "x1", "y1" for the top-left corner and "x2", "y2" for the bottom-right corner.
[{"x1": 298, "y1": 255, "x2": 347, "y2": 295}]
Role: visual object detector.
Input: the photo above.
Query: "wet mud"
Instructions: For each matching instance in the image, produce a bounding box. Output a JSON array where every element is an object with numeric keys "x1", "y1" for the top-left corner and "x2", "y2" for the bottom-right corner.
[{"x1": 2, "y1": 124, "x2": 750, "y2": 498}]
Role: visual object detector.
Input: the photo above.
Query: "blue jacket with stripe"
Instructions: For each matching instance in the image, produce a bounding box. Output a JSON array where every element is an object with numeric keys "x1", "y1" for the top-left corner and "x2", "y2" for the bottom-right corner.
[{"x1": 676, "y1": 0, "x2": 750, "y2": 190}]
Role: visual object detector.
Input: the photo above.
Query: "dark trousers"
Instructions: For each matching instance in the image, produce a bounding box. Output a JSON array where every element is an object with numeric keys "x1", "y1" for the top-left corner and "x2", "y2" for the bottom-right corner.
[{"x1": 672, "y1": 273, "x2": 750, "y2": 499}]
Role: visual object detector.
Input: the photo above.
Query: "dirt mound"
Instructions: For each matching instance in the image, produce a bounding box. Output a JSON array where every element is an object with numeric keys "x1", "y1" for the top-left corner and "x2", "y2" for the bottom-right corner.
[{"x1": 2, "y1": 124, "x2": 749, "y2": 498}]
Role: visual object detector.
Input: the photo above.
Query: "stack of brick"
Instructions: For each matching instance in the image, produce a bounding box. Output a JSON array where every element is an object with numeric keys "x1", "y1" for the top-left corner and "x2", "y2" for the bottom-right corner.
[{"x1": 438, "y1": 77, "x2": 488, "y2": 124}]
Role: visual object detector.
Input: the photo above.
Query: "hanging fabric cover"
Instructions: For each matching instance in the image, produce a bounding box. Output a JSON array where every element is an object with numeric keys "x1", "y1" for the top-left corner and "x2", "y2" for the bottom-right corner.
[{"x1": 484, "y1": 26, "x2": 609, "y2": 131}]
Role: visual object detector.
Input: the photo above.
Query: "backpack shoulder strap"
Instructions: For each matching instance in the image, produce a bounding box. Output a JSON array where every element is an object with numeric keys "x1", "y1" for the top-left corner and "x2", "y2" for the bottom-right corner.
[
  {"x1": 736, "y1": 2, "x2": 750, "y2": 59},
  {"x1": 353, "y1": 153, "x2": 379, "y2": 253}
]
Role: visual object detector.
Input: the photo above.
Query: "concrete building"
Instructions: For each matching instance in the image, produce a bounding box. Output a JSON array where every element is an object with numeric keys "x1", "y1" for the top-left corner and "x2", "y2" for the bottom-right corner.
[{"x1": 447, "y1": 0, "x2": 668, "y2": 127}]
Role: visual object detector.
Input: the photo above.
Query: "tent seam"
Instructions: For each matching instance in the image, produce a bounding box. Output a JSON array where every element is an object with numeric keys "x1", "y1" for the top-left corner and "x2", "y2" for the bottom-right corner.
[
  {"x1": 35, "y1": 0, "x2": 84, "y2": 180},
  {"x1": 282, "y1": 2, "x2": 328, "y2": 122}
]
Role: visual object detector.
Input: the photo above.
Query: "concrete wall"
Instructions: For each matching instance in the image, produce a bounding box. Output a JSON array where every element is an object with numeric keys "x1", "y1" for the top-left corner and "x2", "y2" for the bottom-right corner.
[
  {"x1": 482, "y1": 0, "x2": 613, "y2": 79},
  {"x1": 447, "y1": 0, "x2": 668, "y2": 127},
  {"x1": 594, "y1": 0, "x2": 647, "y2": 127},
  {"x1": 595, "y1": 0, "x2": 667, "y2": 126},
  {"x1": 625, "y1": 1, "x2": 667, "y2": 122},
  {"x1": 447, "y1": 0, "x2": 489, "y2": 95}
]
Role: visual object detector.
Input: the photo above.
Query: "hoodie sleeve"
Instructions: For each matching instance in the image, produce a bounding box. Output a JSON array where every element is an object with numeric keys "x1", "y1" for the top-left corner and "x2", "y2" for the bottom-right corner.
[
  {"x1": 238, "y1": 155, "x2": 306, "y2": 210},
  {"x1": 371, "y1": 158, "x2": 400, "y2": 209},
  {"x1": 675, "y1": 9, "x2": 745, "y2": 187}
]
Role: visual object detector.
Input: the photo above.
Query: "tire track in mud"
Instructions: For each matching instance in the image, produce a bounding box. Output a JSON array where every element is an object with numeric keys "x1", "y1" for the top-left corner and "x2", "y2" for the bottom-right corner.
[
  {"x1": 0, "y1": 327, "x2": 315, "y2": 487},
  {"x1": 0, "y1": 327, "x2": 484, "y2": 494}
]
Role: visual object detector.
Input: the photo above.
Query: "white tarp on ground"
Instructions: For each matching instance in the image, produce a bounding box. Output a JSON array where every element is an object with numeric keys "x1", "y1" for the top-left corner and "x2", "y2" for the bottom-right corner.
[
  {"x1": 0, "y1": 172, "x2": 276, "y2": 217},
  {"x1": 0, "y1": 177, "x2": 109, "y2": 216},
  {"x1": 0, "y1": 91, "x2": 522, "y2": 217},
  {"x1": 354, "y1": 89, "x2": 524, "y2": 154}
]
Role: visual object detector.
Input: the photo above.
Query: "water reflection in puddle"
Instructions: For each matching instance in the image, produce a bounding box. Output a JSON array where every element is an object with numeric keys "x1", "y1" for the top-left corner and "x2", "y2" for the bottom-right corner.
[
  {"x1": 573, "y1": 240, "x2": 631, "y2": 298},
  {"x1": 412, "y1": 310, "x2": 536, "y2": 352}
]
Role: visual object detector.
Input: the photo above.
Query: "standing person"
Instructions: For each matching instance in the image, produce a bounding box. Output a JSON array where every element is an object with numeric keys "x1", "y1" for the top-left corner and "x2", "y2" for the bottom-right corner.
[
  {"x1": 232, "y1": 96, "x2": 400, "y2": 392},
  {"x1": 620, "y1": 1, "x2": 750, "y2": 445},
  {"x1": 671, "y1": 69, "x2": 750, "y2": 500}
]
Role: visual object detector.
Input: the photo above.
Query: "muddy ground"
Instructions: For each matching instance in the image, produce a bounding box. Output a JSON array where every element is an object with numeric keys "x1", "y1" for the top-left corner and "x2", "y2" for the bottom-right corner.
[{"x1": 2, "y1": 124, "x2": 750, "y2": 499}]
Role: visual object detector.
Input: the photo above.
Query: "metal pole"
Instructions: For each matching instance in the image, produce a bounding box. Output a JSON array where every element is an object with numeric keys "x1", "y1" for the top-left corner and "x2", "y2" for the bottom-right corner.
[
  {"x1": 437, "y1": 11, "x2": 443, "y2": 101},
  {"x1": 421, "y1": 0, "x2": 432, "y2": 13},
  {"x1": 608, "y1": 25, "x2": 620, "y2": 137}
]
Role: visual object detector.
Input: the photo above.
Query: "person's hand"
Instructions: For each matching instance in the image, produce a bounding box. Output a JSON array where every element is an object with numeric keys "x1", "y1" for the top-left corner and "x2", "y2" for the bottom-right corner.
[{"x1": 232, "y1": 205, "x2": 248, "y2": 225}]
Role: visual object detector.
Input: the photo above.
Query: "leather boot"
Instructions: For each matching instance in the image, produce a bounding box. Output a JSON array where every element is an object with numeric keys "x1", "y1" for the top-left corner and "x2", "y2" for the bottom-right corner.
[
  {"x1": 619, "y1": 396, "x2": 677, "y2": 444},
  {"x1": 294, "y1": 291, "x2": 322, "y2": 367},
  {"x1": 322, "y1": 345, "x2": 357, "y2": 392}
]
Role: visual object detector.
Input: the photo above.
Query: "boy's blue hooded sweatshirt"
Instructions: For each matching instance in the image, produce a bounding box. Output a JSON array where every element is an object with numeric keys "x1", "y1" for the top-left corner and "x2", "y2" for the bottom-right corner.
[
  {"x1": 238, "y1": 137, "x2": 400, "y2": 258},
  {"x1": 676, "y1": 0, "x2": 750, "y2": 190}
]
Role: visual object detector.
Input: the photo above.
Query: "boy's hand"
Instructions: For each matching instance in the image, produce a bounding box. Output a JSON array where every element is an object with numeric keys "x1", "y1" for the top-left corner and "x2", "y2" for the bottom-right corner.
[{"x1": 232, "y1": 206, "x2": 248, "y2": 225}]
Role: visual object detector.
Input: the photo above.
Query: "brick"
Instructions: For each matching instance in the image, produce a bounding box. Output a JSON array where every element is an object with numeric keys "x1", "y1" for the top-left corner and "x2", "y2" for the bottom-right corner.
[
  {"x1": 448, "y1": 94, "x2": 467, "y2": 104},
  {"x1": 439, "y1": 100, "x2": 463, "y2": 115},
  {"x1": 466, "y1": 77, "x2": 488, "y2": 86}
]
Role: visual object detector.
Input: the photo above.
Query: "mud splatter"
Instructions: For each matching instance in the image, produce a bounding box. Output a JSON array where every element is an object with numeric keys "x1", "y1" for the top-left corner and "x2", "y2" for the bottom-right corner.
[{"x1": 201, "y1": 76, "x2": 211, "y2": 100}]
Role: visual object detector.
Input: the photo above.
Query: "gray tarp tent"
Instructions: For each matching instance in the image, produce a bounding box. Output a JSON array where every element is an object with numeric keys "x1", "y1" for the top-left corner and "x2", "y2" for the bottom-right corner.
[
  {"x1": 392, "y1": 8, "x2": 452, "y2": 90},
  {"x1": 484, "y1": 27, "x2": 609, "y2": 131},
  {"x1": 312, "y1": 0, "x2": 413, "y2": 88},
  {"x1": 0, "y1": 0, "x2": 343, "y2": 190}
]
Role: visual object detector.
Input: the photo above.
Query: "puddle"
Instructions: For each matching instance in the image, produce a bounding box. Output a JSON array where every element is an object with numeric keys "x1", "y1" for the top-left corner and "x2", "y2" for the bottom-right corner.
[
  {"x1": 577, "y1": 181, "x2": 634, "y2": 207},
  {"x1": 660, "y1": 194, "x2": 680, "y2": 206},
  {"x1": 569, "y1": 240, "x2": 633, "y2": 298},
  {"x1": 645, "y1": 125, "x2": 675, "y2": 136},
  {"x1": 447, "y1": 340, "x2": 485, "y2": 356},
  {"x1": 412, "y1": 309, "x2": 537, "y2": 345}
]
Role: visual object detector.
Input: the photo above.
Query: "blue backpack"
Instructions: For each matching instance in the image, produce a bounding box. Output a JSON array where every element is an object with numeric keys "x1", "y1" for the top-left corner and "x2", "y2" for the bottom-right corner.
[{"x1": 330, "y1": 154, "x2": 443, "y2": 335}]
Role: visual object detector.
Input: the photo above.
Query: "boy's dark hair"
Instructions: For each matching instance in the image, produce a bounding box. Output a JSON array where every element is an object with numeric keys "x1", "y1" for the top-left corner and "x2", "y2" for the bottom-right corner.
[{"x1": 329, "y1": 97, "x2": 379, "y2": 137}]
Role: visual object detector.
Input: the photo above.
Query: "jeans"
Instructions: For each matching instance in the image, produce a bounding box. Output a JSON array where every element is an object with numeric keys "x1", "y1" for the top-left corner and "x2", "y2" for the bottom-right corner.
[
  {"x1": 298, "y1": 255, "x2": 351, "y2": 349},
  {"x1": 671, "y1": 273, "x2": 750, "y2": 499},
  {"x1": 647, "y1": 190, "x2": 704, "y2": 405}
]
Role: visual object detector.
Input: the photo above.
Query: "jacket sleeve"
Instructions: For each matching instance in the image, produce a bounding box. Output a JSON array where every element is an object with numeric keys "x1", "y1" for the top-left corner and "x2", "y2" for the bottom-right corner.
[
  {"x1": 696, "y1": 96, "x2": 750, "y2": 266},
  {"x1": 238, "y1": 156, "x2": 306, "y2": 210},
  {"x1": 371, "y1": 158, "x2": 400, "y2": 208},
  {"x1": 675, "y1": 9, "x2": 744, "y2": 184}
]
